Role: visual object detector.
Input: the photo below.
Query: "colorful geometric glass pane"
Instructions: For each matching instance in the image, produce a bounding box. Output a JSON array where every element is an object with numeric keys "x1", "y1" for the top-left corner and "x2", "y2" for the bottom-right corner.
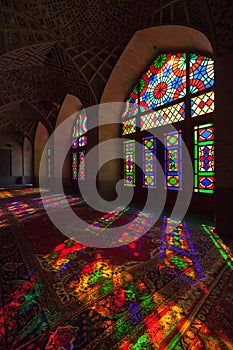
[
  {"x1": 198, "y1": 126, "x2": 214, "y2": 142},
  {"x1": 194, "y1": 123, "x2": 214, "y2": 193},
  {"x1": 72, "y1": 124, "x2": 79, "y2": 138},
  {"x1": 78, "y1": 109, "x2": 87, "y2": 136},
  {"x1": 164, "y1": 130, "x2": 182, "y2": 190},
  {"x1": 140, "y1": 102, "x2": 185, "y2": 130},
  {"x1": 189, "y1": 54, "x2": 214, "y2": 94},
  {"x1": 191, "y1": 91, "x2": 214, "y2": 117},
  {"x1": 122, "y1": 87, "x2": 139, "y2": 119},
  {"x1": 122, "y1": 118, "x2": 136, "y2": 135},
  {"x1": 139, "y1": 53, "x2": 186, "y2": 109},
  {"x1": 124, "y1": 140, "x2": 135, "y2": 187},
  {"x1": 79, "y1": 151, "x2": 85, "y2": 180},
  {"x1": 79, "y1": 135, "x2": 87, "y2": 147},
  {"x1": 72, "y1": 153, "x2": 77, "y2": 180},
  {"x1": 142, "y1": 136, "x2": 156, "y2": 188},
  {"x1": 199, "y1": 145, "x2": 214, "y2": 172},
  {"x1": 72, "y1": 138, "x2": 78, "y2": 149}
]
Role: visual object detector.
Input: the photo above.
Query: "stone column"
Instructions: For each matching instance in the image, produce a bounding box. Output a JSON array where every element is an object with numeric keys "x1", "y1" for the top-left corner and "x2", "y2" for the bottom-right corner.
[{"x1": 215, "y1": 52, "x2": 233, "y2": 238}]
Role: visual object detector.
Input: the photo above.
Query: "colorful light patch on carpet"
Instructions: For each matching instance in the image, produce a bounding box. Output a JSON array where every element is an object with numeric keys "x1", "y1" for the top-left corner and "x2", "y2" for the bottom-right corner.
[
  {"x1": 86, "y1": 206, "x2": 129, "y2": 236},
  {"x1": 202, "y1": 225, "x2": 233, "y2": 270},
  {"x1": 35, "y1": 194, "x2": 82, "y2": 208},
  {"x1": 0, "y1": 191, "x2": 13, "y2": 198},
  {"x1": 6, "y1": 195, "x2": 82, "y2": 222},
  {"x1": 68, "y1": 253, "x2": 133, "y2": 304},
  {"x1": 1, "y1": 272, "x2": 49, "y2": 349},
  {"x1": 0, "y1": 209, "x2": 8, "y2": 228},
  {"x1": 43, "y1": 239, "x2": 87, "y2": 272},
  {"x1": 159, "y1": 217, "x2": 204, "y2": 284},
  {"x1": 116, "y1": 211, "x2": 155, "y2": 246},
  {"x1": 0, "y1": 188, "x2": 47, "y2": 199}
]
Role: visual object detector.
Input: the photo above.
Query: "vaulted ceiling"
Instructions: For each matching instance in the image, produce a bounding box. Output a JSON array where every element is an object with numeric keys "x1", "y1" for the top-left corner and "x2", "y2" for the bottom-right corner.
[{"x1": 0, "y1": 0, "x2": 232, "y2": 145}]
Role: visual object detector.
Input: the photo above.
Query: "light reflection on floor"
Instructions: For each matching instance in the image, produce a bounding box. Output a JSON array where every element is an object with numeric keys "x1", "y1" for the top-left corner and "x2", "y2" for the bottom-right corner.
[
  {"x1": 4, "y1": 194, "x2": 83, "y2": 222},
  {"x1": 1, "y1": 191, "x2": 233, "y2": 349}
]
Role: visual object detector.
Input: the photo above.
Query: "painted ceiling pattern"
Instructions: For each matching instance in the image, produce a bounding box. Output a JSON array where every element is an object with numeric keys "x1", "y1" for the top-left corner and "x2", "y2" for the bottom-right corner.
[{"x1": 0, "y1": 0, "x2": 232, "y2": 143}]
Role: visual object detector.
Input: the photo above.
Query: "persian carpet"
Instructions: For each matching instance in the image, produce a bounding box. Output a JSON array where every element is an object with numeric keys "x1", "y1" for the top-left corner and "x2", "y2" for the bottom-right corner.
[{"x1": 0, "y1": 188, "x2": 232, "y2": 349}]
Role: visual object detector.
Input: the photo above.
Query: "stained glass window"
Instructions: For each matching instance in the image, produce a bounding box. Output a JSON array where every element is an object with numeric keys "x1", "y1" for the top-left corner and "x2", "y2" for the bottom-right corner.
[
  {"x1": 121, "y1": 52, "x2": 215, "y2": 194},
  {"x1": 164, "y1": 130, "x2": 182, "y2": 190},
  {"x1": 71, "y1": 109, "x2": 87, "y2": 181},
  {"x1": 72, "y1": 153, "x2": 77, "y2": 180},
  {"x1": 79, "y1": 151, "x2": 85, "y2": 181},
  {"x1": 124, "y1": 140, "x2": 135, "y2": 187},
  {"x1": 140, "y1": 102, "x2": 185, "y2": 130},
  {"x1": 139, "y1": 53, "x2": 186, "y2": 110},
  {"x1": 122, "y1": 118, "x2": 136, "y2": 135},
  {"x1": 191, "y1": 91, "x2": 214, "y2": 117},
  {"x1": 78, "y1": 109, "x2": 87, "y2": 136},
  {"x1": 194, "y1": 123, "x2": 214, "y2": 193},
  {"x1": 142, "y1": 136, "x2": 156, "y2": 188},
  {"x1": 189, "y1": 54, "x2": 214, "y2": 94}
]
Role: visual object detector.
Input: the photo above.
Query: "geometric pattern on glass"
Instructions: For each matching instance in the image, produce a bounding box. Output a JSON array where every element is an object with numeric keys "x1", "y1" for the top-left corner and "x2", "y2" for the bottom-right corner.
[
  {"x1": 72, "y1": 138, "x2": 78, "y2": 149},
  {"x1": 142, "y1": 136, "x2": 156, "y2": 188},
  {"x1": 139, "y1": 53, "x2": 186, "y2": 110},
  {"x1": 122, "y1": 87, "x2": 139, "y2": 119},
  {"x1": 79, "y1": 135, "x2": 87, "y2": 147},
  {"x1": 72, "y1": 110, "x2": 87, "y2": 138},
  {"x1": 191, "y1": 91, "x2": 214, "y2": 117},
  {"x1": 164, "y1": 130, "x2": 182, "y2": 190},
  {"x1": 78, "y1": 109, "x2": 87, "y2": 136},
  {"x1": 140, "y1": 101, "x2": 185, "y2": 130},
  {"x1": 72, "y1": 153, "x2": 78, "y2": 180},
  {"x1": 189, "y1": 54, "x2": 214, "y2": 94},
  {"x1": 122, "y1": 118, "x2": 136, "y2": 135},
  {"x1": 71, "y1": 109, "x2": 87, "y2": 180},
  {"x1": 194, "y1": 123, "x2": 214, "y2": 193},
  {"x1": 79, "y1": 151, "x2": 85, "y2": 180},
  {"x1": 124, "y1": 140, "x2": 135, "y2": 187}
]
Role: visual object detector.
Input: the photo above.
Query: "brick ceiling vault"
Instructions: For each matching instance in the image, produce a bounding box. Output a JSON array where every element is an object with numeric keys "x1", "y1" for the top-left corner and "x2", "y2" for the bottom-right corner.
[{"x1": 0, "y1": 0, "x2": 232, "y2": 144}]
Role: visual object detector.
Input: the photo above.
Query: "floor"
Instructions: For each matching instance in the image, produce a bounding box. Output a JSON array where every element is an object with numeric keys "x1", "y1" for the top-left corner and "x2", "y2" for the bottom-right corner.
[{"x1": 0, "y1": 187, "x2": 232, "y2": 349}]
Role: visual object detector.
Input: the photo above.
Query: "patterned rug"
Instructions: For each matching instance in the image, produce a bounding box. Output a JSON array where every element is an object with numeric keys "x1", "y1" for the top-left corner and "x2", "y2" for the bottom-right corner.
[{"x1": 0, "y1": 188, "x2": 233, "y2": 349}]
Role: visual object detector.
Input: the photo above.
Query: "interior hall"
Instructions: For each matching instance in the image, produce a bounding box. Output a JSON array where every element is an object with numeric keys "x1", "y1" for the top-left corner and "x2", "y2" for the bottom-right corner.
[{"x1": 0, "y1": 1, "x2": 233, "y2": 349}]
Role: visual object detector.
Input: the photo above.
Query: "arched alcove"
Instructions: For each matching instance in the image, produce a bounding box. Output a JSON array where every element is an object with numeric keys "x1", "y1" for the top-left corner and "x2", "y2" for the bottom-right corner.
[
  {"x1": 23, "y1": 137, "x2": 33, "y2": 184},
  {"x1": 0, "y1": 135, "x2": 23, "y2": 186},
  {"x1": 54, "y1": 94, "x2": 83, "y2": 191},
  {"x1": 34, "y1": 122, "x2": 50, "y2": 186},
  {"x1": 56, "y1": 94, "x2": 83, "y2": 128}
]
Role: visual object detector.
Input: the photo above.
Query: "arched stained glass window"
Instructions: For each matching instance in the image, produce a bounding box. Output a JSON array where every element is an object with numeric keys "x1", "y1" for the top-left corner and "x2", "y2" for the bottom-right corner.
[
  {"x1": 122, "y1": 52, "x2": 215, "y2": 194},
  {"x1": 72, "y1": 109, "x2": 87, "y2": 181}
]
